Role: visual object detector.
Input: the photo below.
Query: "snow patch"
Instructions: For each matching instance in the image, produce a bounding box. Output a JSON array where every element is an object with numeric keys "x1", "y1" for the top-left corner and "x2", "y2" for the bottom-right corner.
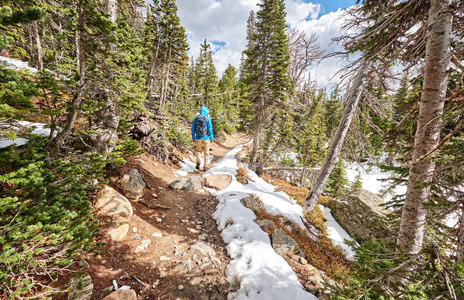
[
  {"x1": 0, "y1": 121, "x2": 52, "y2": 149},
  {"x1": 210, "y1": 145, "x2": 317, "y2": 299},
  {"x1": 320, "y1": 205, "x2": 357, "y2": 259}
]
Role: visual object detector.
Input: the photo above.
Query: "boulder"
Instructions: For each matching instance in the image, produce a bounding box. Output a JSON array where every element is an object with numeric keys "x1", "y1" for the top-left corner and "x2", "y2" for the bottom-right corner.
[
  {"x1": 121, "y1": 169, "x2": 145, "y2": 200},
  {"x1": 107, "y1": 224, "x2": 129, "y2": 242},
  {"x1": 204, "y1": 174, "x2": 232, "y2": 190},
  {"x1": 67, "y1": 275, "x2": 93, "y2": 300},
  {"x1": 330, "y1": 189, "x2": 393, "y2": 242},
  {"x1": 240, "y1": 196, "x2": 262, "y2": 211},
  {"x1": 169, "y1": 176, "x2": 203, "y2": 191},
  {"x1": 271, "y1": 228, "x2": 300, "y2": 256},
  {"x1": 103, "y1": 289, "x2": 137, "y2": 300},
  {"x1": 95, "y1": 185, "x2": 133, "y2": 225}
]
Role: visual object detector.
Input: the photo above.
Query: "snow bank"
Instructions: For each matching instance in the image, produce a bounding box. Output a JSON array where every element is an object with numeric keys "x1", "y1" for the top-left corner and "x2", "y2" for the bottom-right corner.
[
  {"x1": 206, "y1": 145, "x2": 317, "y2": 300},
  {"x1": 320, "y1": 205, "x2": 357, "y2": 259},
  {"x1": 0, "y1": 56, "x2": 38, "y2": 73}
]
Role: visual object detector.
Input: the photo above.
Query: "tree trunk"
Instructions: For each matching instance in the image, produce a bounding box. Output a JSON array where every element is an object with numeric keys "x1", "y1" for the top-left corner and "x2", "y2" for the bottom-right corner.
[
  {"x1": 48, "y1": 2, "x2": 86, "y2": 150},
  {"x1": 301, "y1": 61, "x2": 369, "y2": 213},
  {"x1": 146, "y1": 44, "x2": 160, "y2": 101},
  {"x1": 396, "y1": 0, "x2": 452, "y2": 255},
  {"x1": 32, "y1": 21, "x2": 43, "y2": 71},
  {"x1": 106, "y1": 0, "x2": 118, "y2": 23},
  {"x1": 457, "y1": 204, "x2": 464, "y2": 262}
]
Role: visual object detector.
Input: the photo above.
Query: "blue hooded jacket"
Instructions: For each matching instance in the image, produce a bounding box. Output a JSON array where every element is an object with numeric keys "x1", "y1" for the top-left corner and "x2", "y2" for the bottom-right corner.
[{"x1": 191, "y1": 106, "x2": 214, "y2": 141}]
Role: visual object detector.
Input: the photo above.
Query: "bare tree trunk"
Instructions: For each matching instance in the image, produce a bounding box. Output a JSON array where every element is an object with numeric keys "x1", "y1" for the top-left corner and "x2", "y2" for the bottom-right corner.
[
  {"x1": 396, "y1": 0, "x2": 452, "y2": 255},
  {"x1": 302, "y1": 61, "x2": 369, "y2": 213},
  {"x1": 457, "y1": 204, "x2": 464, "y2": 262},
  {"x1": 32, "y1": 21, "x2": 43, "y2": 71},
  {"x1": 146, "y1": 44, "x2": 160, "y2": 101},
  {"x1": 49, "y1": 2, "x2": 86, "y2": 150},
  {"x1": 106, "y1": 0, "x2": 118, "y2": 23}
]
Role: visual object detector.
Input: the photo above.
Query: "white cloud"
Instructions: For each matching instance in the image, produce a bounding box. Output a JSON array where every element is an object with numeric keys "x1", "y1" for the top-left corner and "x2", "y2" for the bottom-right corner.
[{"x1": 177, "y1": 0, "x2": 356, "y2": 87}]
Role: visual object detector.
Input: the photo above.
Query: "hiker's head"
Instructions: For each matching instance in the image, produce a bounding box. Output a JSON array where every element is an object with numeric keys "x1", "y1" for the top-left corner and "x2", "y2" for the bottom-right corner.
[{"x1": 199, "y1": 106, "x2": 209, "y2": 116}]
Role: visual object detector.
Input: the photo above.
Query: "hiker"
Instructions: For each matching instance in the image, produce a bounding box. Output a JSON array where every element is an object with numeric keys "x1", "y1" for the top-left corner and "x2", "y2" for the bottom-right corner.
[{"x1": 191, "y1": 106, "x2": 214, "y2": 171}]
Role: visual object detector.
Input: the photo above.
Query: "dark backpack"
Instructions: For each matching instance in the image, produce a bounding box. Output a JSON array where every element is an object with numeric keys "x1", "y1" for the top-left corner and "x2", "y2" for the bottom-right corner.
[{"x1": 194, "y1": 115, "x2": 208, "y2": 138}]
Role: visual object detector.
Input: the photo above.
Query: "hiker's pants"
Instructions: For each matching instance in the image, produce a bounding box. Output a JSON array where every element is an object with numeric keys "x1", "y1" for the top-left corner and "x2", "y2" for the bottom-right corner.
[{"x1": 195, "y1": 139, "x2": 210, "y2": 167}]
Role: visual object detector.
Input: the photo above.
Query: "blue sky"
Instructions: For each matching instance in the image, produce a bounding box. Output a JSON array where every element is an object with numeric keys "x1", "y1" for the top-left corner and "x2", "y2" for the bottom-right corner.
[
  {"x1": 176, "y1": 0, "x2": 359, "y2": 88},
  {"x1": 317, "y1": 0, "x2": 358, "y2": 13}
]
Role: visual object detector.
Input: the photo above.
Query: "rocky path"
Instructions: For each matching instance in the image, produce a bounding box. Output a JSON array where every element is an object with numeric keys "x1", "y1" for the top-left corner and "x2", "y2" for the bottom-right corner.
[{"x1": 83, "y1": 135, "x2": 249, "y2": 300}]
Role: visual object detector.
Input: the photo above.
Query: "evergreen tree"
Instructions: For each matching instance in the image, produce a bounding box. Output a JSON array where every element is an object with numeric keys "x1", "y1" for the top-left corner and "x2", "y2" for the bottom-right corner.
[
  {"x1": 243, "y1": 0, "x2": 292, "y2": 172},
  {"x1": 143, "y1": 0, "x2": 189, "y2": 109}
]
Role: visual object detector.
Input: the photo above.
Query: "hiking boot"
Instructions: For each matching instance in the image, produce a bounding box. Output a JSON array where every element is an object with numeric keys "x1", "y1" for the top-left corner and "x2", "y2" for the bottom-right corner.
[{"x1": 195, "y1": 162, "x2": 200, "y2": 170}]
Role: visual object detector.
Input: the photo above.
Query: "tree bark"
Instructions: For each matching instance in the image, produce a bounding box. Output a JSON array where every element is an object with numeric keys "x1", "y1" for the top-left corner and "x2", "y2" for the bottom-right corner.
[
  {"x1": 32, "y1": 21, "x2": 43, "y2": 71},
  {"x1": 106, "y1": 0, "x2": 118, "y2": 23},
  {"x1": 396, "y1": 0, "x2": 452, "y2": 255},
  {"x1": 48, "y1": 2, "x2": 86, "y2": 150},
  {"x1": 301, "y1": 61, "x2": 369, "y2": 213},
  {"x1": 457, "y1": 204, "x2": 464, "y2": 262}
]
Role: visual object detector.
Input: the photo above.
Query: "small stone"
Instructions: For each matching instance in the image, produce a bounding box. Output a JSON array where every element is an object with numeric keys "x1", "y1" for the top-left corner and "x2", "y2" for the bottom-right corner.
[
  {"x1": 159, "y1": 256, "x2": 171, "y2": 261},
  {"x1": 135, "y1": 240, "x2": 151, "y2": 253},
  {"x1": 299, "y1": 257, "x2": 308, "y2": 265},
  {"x1": 103, "y1": 286, "x2": 114, "y2": 293},
  {"x1": 132, "y1": 227, "x2": 137, "y2": 233},
  {"x1": 152, "y1": 193, "x2": 158, "y2": 198},
  {"x1": 134, "y1": 234, "x2": 141, "y2": 240},
  {"x1": 153, "y1": 280, "x2": 160, "y2": 287},
  {"x1": 100, "y1": 260, "x2": 107, "y2": 264},
  {"x1": 192, "y1": 254, "x2": 198, "y2": 260},
  {"x1": 188, "y1": 228, "x2": 200, "y2": 234},
  {"x1": 196, "y1": 225, "x2": 202, "y2": 230},
  {"x1": 178, "y1": 285, "x2": 184, "y2": 290},
  {"x1": 107, "y1": 224, "x2": 130, "y2": 242},
  {"x1": 211, "y1": 257, "x2": 221, "y2": 267},
  {"x1": 156, "y1": 217, "x2": 162, "y2": 222},
  {"x1": 152, "y1": 232, "x2": 163, "y2": 238},
  {"x1": 180, "y1": 259, "x2": 192, "y2": 272},
  {"x1": 161, "y1": 211, "x2": 166, "y2": 218},
  {"x1": 79, "y1": 260, "x2": 90, "y2": 268},
  {"x1": 159, "y1": 187, "x2": 163, "y2": 190},
  {"x1": 181, "y1": 219, "x2": 189, "y2": 223},
  {"x1": 201, "y1": 257, "x2": 210, "y2": 263}
]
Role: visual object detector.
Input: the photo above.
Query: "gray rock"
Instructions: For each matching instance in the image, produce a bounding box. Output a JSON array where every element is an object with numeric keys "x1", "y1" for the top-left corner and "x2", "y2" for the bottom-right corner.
[
  {"x1": 190, "y1": 241, "x2": 216, "y2": 257},
  {"x1": 204, "y1": 174, "x2": 233, "y2": 190},
  {"x1": 67, "y1": 275, "x2": 93, "y2": 300},
  {"x1": 121, "y1": 169, "x2": 145, "y2": 200},
  {"x1": 330, "y1": 189, "x2": 393, "y2": 242},
  {"x1": 103, "y1": 289, "x2": 137, "y2": 300},
  {"x1": 180, "y1": 259, "x2": 192, "y2": 272},
  {"x1": 254, "y1": 219, "x2": 275, "y2": 230},
  {"x1": 169, "y1": 176, "x2": 203, "y2": 191},
  {"x1": 94, "y1": 186, "x2": 133, "y2": 225},
  {"x1": 186, "y1": 176, "x2": 203, "y2": 191},
  {"x1": 134, "y1": 234, "x2": 140, "y2": 240},
  {"x1": 169, "y1": 178, "x2": 189, "y2": 190},
  {"x1": 240, "y1": 196, "x2": 262, "y2": 211},
  {"x1": 271, "y1": 228, "x2": 300, "y2": 256},
  {"x1": 107, "y1": 224, "x2": 129, "y2": 242}
]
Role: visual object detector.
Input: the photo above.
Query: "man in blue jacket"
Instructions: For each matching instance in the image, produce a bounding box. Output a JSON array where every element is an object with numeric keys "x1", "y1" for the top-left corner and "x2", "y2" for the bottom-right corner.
[{"x1": 191, "y1": 106, "x2": 214, "y2": 171}]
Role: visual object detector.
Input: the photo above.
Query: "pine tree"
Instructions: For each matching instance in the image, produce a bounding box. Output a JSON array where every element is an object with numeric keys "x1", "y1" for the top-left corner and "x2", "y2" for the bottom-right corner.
[
  {"x1": 144, "y1": 0, "x2": 189, "y2": 109},
  {"x1": 243, "y1": 0, "x2": 292, "y2": 172}
]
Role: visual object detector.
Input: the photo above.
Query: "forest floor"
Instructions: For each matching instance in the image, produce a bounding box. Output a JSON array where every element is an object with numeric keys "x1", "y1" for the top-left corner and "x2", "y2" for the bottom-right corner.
[{"x1": 83, "y1": 134, "x2": 249, "y2": 300}]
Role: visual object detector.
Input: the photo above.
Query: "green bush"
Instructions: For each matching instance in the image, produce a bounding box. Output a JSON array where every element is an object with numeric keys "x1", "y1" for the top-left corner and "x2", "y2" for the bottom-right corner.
[{"x1": 0, "y1": 137, "x2": 105, "y2": 298}]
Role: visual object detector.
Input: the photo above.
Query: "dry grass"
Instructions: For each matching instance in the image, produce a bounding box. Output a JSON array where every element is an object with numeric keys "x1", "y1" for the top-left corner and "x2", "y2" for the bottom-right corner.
[{"x1": 259, "y1": 173, "x2": 352, "y2": 279}]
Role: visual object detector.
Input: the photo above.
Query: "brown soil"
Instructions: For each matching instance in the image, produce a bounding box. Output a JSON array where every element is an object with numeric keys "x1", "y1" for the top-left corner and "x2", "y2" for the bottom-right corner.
[{"x1": 84, "y1": 134, "x2": 249, "y2": 299}]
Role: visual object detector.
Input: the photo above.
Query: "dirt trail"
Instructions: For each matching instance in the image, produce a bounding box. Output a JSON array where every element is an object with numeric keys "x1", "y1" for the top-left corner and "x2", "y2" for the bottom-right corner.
[{"x1": 86, "y1": 134, "x2": 249, "y2": 299}]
